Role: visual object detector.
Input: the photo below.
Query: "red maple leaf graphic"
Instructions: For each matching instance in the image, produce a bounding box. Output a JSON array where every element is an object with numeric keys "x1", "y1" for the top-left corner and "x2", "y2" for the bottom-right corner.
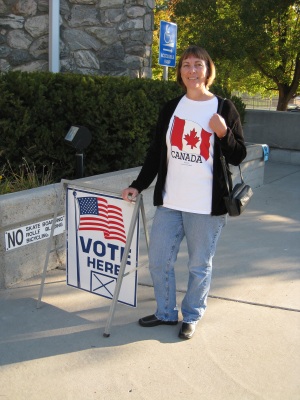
[{"x1": 184, "y1": 129, "x2": 200, "y2": 149}]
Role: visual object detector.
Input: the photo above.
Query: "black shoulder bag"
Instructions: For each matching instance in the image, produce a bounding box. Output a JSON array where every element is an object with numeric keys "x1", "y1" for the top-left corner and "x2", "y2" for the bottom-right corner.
[{"x1": 217, "y1": 98, "x2": 253, "y2": 216}]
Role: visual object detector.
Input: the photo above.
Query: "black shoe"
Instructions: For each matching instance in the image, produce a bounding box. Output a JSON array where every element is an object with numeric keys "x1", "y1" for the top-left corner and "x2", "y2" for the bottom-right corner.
[
  {"x1": 139, "y1": 314, "x2": 178, "y2": 327},
  {"x1": 178, "y1": 322, "x2": 196, "y2": 339}
]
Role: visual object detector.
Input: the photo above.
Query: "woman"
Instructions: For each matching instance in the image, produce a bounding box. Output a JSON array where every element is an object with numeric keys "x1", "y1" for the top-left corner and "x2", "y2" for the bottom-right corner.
[{"x1": 122, "y1": 45, "x2": 246, "y2": 340}]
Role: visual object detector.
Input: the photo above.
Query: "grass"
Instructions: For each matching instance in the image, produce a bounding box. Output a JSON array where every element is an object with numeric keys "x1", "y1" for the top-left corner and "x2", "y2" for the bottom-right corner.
[{"x1": 0, "y1": 158, "x2": 54, "y2": 195}]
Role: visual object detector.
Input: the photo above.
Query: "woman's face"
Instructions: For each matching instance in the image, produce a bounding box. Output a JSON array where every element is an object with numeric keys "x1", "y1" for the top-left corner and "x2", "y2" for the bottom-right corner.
[{"x1": 180, "y1": 56, "x2": 208, "y2": 91}]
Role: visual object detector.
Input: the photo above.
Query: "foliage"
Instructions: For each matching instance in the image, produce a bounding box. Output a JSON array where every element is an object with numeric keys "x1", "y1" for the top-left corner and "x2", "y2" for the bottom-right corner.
[
  {"x1": 0, "y1": 71, "x2": 245, "y2": 187},
  {"x1": 165, "y1": 0, "x2": 300, "y2": 110},
  {"x1": 0, "y1": 72, "x2": 182, "y2": 183},
  {"x1": 0, "y1": 159, "x2": 53, "y2": 194}
]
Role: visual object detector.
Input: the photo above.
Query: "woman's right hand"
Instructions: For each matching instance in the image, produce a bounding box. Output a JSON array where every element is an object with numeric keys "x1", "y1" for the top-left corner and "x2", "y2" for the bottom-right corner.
[{"x1": 121, "y1": 187, "x2": 139, "y2": 203}]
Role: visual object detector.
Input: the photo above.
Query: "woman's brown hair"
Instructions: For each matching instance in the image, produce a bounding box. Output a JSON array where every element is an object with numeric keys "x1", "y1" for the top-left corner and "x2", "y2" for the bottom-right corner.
[{"x1": 176, "y1": 46, "x2": 216, "y2": 90}]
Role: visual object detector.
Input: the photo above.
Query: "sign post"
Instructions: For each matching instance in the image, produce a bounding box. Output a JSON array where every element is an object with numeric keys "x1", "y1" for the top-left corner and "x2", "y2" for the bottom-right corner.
[
  {"x1": 36, "y1": 180, "x2": 149, "y2": 337},
  {"x1": 158, "y1": 20, "x2": 177, "y2": 81},
  {"x1": 103, "y1": 194, "x2": 143, "y2": 337}
]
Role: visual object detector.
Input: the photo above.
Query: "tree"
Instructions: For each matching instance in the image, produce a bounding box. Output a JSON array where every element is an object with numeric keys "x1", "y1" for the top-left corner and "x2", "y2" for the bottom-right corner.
[
  {"x1": 240, "y1": 0, "x2": 300, "y2": 110},
  {"x1": 171, "y1": 0, "x2": 300, "y2": 110}
]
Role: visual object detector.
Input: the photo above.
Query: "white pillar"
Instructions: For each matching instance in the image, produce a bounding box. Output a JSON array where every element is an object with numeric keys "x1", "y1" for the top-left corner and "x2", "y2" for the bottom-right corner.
[{"x1": 49, "y1": 0, "x2": 60, "y2": 72}]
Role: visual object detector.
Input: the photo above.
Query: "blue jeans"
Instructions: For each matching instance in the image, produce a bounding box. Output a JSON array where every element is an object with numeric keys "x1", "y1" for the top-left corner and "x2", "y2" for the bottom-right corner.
[{"x1": 148, "y1": 207, "x2": 226, "y2": 323}]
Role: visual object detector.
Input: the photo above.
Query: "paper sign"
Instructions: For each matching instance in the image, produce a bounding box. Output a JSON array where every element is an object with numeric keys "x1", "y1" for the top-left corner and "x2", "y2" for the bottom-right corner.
[{"x1": 66, "y1": 188, "x2": 139, "y2": 307}]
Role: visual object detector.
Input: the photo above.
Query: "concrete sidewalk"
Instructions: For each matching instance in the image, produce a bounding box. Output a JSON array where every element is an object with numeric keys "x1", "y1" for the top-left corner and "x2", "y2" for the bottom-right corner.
[{"x1": 0, "y1": 161, "x2": 300, "y2": 400}]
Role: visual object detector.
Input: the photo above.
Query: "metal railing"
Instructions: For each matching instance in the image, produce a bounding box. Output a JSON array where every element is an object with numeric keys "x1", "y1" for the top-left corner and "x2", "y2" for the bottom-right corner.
[{"x1": 235, "y1": 93, "x2": 300, "y2": 111}]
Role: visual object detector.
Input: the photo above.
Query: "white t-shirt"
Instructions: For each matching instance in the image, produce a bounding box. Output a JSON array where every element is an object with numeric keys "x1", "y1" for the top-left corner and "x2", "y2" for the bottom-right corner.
[{"x1": 163, "y1": 95, "x2": 218, "y2": 214}]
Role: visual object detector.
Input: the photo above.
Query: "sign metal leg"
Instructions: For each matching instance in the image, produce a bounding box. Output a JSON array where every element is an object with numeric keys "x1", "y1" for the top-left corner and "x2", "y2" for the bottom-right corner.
[
  {"x1": 36, "y1": 181, "x2": 64, "y2": 308},
  {"x1": 103, "y1": 195, "x2": 143, "y2": 337}
]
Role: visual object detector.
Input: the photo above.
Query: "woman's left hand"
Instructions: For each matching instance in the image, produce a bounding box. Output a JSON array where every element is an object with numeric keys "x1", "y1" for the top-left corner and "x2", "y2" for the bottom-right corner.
[{"x1": 209, "y1": 113, "x2": 227, "y2": 139}]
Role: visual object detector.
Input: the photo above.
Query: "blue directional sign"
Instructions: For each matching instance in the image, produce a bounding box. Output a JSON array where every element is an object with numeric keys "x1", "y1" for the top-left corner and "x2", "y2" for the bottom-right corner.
[{"x1": 159, "y1": 20, "x2": 177, "y2": 68}]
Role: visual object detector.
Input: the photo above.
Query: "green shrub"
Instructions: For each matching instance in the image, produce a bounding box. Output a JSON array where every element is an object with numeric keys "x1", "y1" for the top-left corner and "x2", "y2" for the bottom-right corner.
[{"x1": 0, "y1": 72, "x2": 245, "y2": 183}]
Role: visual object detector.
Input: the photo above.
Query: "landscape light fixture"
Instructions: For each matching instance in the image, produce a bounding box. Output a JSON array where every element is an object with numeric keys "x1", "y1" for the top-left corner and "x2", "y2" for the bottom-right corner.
[{"x1": 65, "y1": 125, "x2": 92, "y2": 178}]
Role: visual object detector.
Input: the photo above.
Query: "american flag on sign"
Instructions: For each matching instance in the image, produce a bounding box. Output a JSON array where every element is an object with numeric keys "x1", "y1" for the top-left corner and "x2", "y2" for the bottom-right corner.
[{"x1": 77, "y1": 196, "x2": 127, "y2": 244}]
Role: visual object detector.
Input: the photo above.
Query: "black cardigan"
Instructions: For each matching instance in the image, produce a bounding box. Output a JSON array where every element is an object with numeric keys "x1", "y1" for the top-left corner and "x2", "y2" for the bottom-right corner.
[{"x1": 130, "y1": 95, "x2": 247, "y2": 215}]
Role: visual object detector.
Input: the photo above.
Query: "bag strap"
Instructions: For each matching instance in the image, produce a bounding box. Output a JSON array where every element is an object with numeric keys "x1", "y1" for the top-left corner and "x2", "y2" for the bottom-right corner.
[
  {"x1": 220, "y1": 152, "x2": 232, "y2": 194},
  {"x1": 217, "y1": 98, "x2": 244, "y2": 193},
  {"x1": 217, "y1": 97, "x2": 225, "y2": 115}
]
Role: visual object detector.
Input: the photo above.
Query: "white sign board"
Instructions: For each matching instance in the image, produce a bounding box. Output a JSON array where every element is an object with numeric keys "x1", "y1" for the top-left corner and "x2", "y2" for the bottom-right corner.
[
  {"x1": 5, "y1": 215, "x2": 65, "y2": 251},
  {"x1": 66, "y1": 187, "x2": 139, "y2": 308}
]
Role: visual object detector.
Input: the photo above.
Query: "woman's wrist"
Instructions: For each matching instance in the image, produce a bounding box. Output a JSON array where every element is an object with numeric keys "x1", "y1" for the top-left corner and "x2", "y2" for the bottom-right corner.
[{"x1": 218, "y1": 129, "x2": 228, "y2": 140}]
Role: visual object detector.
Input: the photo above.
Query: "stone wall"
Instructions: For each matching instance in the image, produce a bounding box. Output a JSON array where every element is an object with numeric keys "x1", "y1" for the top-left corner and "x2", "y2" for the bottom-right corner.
[
  {"x1": 243, "y1": 109, "x2": 300, "y2": 151},
  {"x1": 0, "y1": 0, "x2": 154, "y2": 77},
  {"x1": 243, "y1": 109, "x2": 300, "y2": 165}
]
